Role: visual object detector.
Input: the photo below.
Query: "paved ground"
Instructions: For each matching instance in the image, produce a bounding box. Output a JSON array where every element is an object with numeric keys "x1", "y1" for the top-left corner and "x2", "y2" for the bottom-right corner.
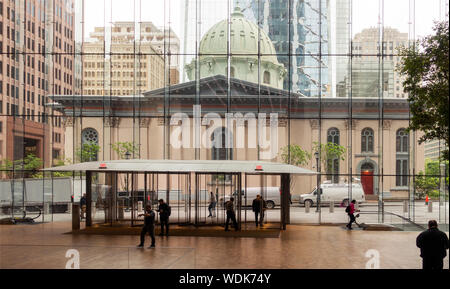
[
  {"x1": 1, "y1": 221, "x2": 448, "y2": 269},
  {"x1": 8, "y1": 201, "x2": 447, "y2": 228}
]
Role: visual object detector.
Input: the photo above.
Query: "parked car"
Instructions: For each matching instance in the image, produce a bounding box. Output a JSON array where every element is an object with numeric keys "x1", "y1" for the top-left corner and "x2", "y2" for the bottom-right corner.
[
  {"x1": 299, "y1": 183, "x2": 365, "y2": 207},
  {"x1": 219, "y1": 187, "x2": 282, "y2": 209}
]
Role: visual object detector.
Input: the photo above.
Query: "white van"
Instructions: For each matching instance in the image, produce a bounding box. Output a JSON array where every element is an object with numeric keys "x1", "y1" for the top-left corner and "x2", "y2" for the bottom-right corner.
[
  {"x1": 299, "y1": 183, "x2": 365, "y2": 207},
  {"x1": 219, "y1": 187, "x2": 281, "y2": 209}
]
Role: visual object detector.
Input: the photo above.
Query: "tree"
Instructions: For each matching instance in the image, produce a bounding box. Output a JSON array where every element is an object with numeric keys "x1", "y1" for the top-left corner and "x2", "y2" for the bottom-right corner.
[
  {"x1": 415, "y1": 171, "x2": 438, "y2": 200},
  {"x1": 313, "y1": 141, "x2": 346, "y2": 175},
  {"x1": 280, "y1": 144, "x2": 311, "y2": 167},
  {"x1": 280, "y1": 144, "x2": 312, "y2": 194},
  {"x1": 0, "y1": 154, "x2": 43, "y2": 178},
  {"x1": 75, "y1": 142, "x2": 100, "y2": 163},
  {"x1": 111, "y1": 141, "x2": 139, "y2": 159},
  {"x1": 397, "y1": 20, "x2": 449, "y2": 161},
  {"x1": 415, "y1": 159, "x2": 449, "y2": 199}
]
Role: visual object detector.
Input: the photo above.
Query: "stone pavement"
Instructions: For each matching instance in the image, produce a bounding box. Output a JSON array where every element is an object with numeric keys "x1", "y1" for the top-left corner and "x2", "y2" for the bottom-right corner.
[{"x1": 1, "y1": 221, "x2": 448, "y2": 269}]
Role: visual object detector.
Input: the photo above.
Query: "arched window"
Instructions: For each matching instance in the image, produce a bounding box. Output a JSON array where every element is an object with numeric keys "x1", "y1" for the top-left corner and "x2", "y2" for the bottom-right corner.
[
  {"x1": 211, "y1": 127, "x2": 232, "y2": 161},
  {"x1": 211, "y1": 127, "x2": 233, "y2": 181},
  {"x1": 396, "y1": 128, "x2": 408, "y2": 153},
  {"x1": 327, "y1": 128, "x2": 340, "y2": 183},
  {"x1": 263, "y1": 71, "x2": 270, "y2": 84},
  {"x1": 361, "y1": 128, "x2": 374, "y2": 153},
  {"x1": 327, "y1": 127, "x2": 340, "y2": 145},
  {"x1": 396, "y1": 128, "x2": 409, "y2": 186},
  {"x1": 81, "y1": 127, "x2": 99, "y2": 161}
]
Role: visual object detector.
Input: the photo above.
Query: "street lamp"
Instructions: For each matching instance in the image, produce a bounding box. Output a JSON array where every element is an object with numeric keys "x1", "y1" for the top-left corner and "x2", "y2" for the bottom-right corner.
[
  {"x1": 314, "y1": 151, "x2": 320, "y2": 213},
  {"x1": 124, "y1": 151, "x2": 131, "y2": 209}
]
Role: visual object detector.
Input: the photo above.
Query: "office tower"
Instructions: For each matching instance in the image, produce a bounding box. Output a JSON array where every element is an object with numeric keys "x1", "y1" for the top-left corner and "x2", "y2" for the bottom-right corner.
[
  {"x1": 0, "y1": 0, "x2": 74, "y2": 168},
  {"x1": 351, "y1": 27, "x2": 409, "y2": 98}
]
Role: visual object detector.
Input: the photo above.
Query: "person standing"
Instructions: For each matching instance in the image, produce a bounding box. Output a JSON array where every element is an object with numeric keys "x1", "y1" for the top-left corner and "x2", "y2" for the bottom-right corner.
[
  {"x1": 225, "y1": 197, "x2": 238, "y2": 231},
  {"x1": 157, "y1": 199, "x2": 170, "y2": 236},
  {"x1": 79, "y1": 194, "x2": 87, "y2": 220},
  {"x1": 137, "y1": 205, "x2": 156, "y2": 248},
  {"x1": 208, "y1": 191, "x2": 216, "y2": 217},
  {"x1": 252, "y1": 195, "x2": 266, "y2": 228},
  {"x1": 416, "y1": 220, "x2": 449, "y2": 270},
  {"x1": 346, "y1": 200, "x2": 358, "y2": 230}
]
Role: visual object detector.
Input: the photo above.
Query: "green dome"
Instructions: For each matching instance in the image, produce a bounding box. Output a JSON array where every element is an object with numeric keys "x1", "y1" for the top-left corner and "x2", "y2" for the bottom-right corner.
[
  {"x1": 186, "y1": 6, "x2": 286, "y2": 89},
  {"x1": 199, "y1": 7, "x2": 278, "y2": 62}
]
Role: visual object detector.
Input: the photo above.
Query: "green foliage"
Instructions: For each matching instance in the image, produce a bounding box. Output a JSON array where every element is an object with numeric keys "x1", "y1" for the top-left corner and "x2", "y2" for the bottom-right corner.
[
  {"x1": 280, "y1": 144, "x2": 311, "y2": 167},
  {"x1": 397, "y1": 20, "x2": 449, "y2": 161},
  {"x1": 111, "y1": 142, "x2": 140, "y2": 159},
  {"x1": 0, "y1": 154, "x2": 43, "y2": 178},
  {"x1": 414, "y1": 158, "x2": 449, "y2": 199},
  {"x1": 312, "y1": 142, "x2": 346, "y2": 173},
  {"x1": 415, "y1": 171, "x2": 439, "y2": 199},
  {"x1": 76, "y1": 142, "x2": 100, "y2": 162}
]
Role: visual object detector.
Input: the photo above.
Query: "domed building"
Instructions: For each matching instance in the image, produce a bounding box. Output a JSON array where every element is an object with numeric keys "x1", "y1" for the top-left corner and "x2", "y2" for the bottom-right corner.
[
  {"x1": 185, "y1": 6, "x2": 287, "y2": 89},
  {"x1": 50, "y1": 6, "x2": 423, "y2": 213}
]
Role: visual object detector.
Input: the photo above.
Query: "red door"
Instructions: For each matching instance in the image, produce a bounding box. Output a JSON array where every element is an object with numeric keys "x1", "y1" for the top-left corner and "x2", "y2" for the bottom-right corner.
[{"x1": 361, "y1": 171, "x2": 374, "y2": 195}]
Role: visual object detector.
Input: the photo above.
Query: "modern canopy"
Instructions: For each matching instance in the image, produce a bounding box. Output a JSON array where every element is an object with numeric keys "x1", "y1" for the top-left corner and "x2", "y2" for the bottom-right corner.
[{"x1": 42, "y1": 159, "x2": 317, "y2": 175}]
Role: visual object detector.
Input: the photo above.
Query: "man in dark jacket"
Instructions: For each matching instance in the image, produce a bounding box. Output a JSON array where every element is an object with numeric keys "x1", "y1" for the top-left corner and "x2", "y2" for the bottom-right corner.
[
  {"x1": 252, "y1": 195, "x2": 266, "y2": 227},
  {"x1": 157, "y1": 199, "x2": 170, "y2": 236},
  {"x1": 225, "y1": 197, "x2": 238, "y2": 231},
  {"x1": 416, "y1": 220, "x2": 449, "y2": 270},
  {"x1": 137, "y1": 205, "x2": 156, "y2": 248}
]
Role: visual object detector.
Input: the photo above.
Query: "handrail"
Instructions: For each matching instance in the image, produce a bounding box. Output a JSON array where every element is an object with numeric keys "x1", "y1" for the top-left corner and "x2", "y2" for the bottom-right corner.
[{"x1": 358, "y1": 210, "x2": 426, "y2": 230}]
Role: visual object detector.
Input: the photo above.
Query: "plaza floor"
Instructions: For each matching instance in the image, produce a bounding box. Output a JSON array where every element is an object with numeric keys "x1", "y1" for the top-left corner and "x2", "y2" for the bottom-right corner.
[{"x1": 1, "y1": 221, "x2": 448, "y2": 269}]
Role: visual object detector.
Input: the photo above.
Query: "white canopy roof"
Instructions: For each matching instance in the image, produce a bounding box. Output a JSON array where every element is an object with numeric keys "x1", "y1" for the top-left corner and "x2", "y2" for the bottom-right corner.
[{"x1": 43, "y1": 159, "x2": 316, "y2": 175}]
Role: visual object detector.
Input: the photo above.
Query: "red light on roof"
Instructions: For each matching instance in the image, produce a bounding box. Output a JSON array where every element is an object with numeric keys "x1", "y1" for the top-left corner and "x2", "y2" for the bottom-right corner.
[
  {"x1": 255, "y1": 165, "x2": 263, "y2": 171},
  {"x1": 99, "y1": 163, "x2": 107, "y2": 169}
]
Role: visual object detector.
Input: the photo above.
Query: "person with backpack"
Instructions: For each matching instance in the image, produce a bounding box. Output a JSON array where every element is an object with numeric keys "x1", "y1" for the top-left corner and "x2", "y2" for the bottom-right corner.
[
  {"x1": 137, "y1": 205, "x2": 156, "y2": 248},
  {"x1": 346, "y1": 200, "x2": 358, "y2": 230},
  {"x1": 157, "y1": 199, "x2": 171, "y2": 236}
]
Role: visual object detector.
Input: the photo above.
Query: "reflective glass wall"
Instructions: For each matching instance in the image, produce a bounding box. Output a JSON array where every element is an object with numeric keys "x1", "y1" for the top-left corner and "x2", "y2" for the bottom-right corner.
[{"x1": 0, "y1": 0, "x2": 448, "y2": 229}]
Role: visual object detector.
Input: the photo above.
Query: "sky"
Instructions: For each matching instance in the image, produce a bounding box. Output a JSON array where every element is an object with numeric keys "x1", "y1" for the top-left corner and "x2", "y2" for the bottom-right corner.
[{"x1": 78, "y1": 0, "x2": 447, "y2": 40}]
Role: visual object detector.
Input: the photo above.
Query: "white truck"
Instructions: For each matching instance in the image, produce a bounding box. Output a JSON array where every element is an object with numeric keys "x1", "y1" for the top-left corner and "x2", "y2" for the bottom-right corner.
[
  {"x1": 219, "y1": 187, "x2": 281, "y2": 209},
  {"x1": 0, "y1": 177, "x2": 86, "y2": 214},
  {"x1": 299, "y1": 183, "x2": 366, "y2": 207}
]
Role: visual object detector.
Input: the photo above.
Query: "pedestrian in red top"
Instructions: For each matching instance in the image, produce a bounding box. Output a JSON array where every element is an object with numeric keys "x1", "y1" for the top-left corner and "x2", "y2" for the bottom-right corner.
[{"x1": 346, "y1": 200, "x2": 358, "y2": 230}]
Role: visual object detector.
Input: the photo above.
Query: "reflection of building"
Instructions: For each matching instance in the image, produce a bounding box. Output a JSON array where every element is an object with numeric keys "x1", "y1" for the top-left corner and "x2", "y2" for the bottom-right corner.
[
  {"x1": 82, "y1": 23, "x2": 173, "y2": 96},
  {"x1": 107, "y1": 22, "x2": 180, "y2": 85},
  {"x1": 0, "y1": 0, "x2": 72, "y2": 167},
  {"x1": 352, "y1": 27, "x2": 409, "y2": 98},
  {"x1": 52, "y1": 7, "x2": 424, "y2": 200},
  {"x1": 238, "y1": 0, "x2": 350, "y2": 98},
  {"x1": 351, "y1": 60, "x2": 394, "y2": 98},
  {"x1": 424, "y1": 140, "x2": 447, "y2": 161}
]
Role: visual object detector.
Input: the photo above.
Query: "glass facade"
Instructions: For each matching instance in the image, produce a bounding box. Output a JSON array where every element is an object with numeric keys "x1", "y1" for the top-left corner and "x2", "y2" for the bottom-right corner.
[{"x1": 0, "y1": 0, "x2": 448, "y2": 230}]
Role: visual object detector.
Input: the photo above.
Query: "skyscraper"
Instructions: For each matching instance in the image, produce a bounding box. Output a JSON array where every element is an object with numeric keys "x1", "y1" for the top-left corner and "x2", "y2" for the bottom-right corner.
[
  {"x1": 0, "y1": 0, "x2": 74, "y2": 168},
  {"x1": 237, "y1": 0, "x2": 343, "y2": 97}
]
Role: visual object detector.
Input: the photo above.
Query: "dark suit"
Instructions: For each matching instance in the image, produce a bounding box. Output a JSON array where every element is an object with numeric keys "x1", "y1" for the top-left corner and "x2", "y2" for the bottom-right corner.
[
  {"x1": 416, "y1": 227, "x2": 449, "y2": 270},
  {"x1": 252, "y1": 198, "x2": 266, "y2": 227},
  {"x1": 140, "y1": 211, "x2": 156, "y2": 246},
  {"x1": 158, "y1": 203, "x2": 170, "y2": 236}
]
